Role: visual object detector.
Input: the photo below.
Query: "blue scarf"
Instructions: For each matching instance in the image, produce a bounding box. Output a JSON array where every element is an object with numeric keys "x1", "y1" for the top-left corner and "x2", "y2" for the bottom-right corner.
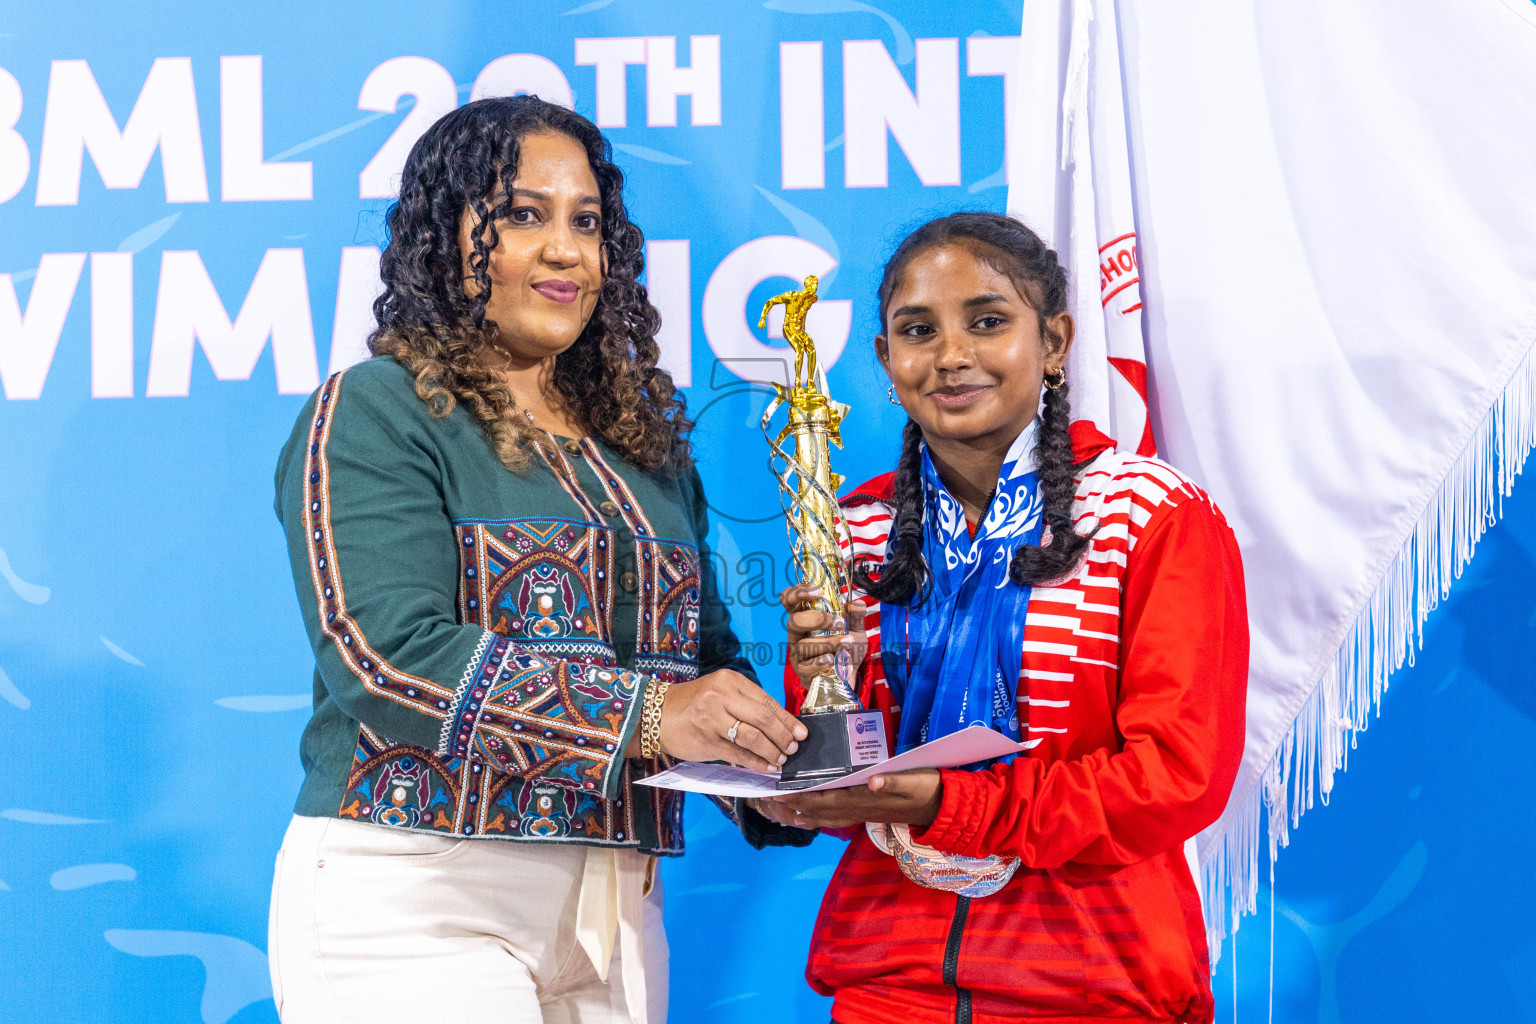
[{"x1": 880, "y1": 423, "x2": 1044, "y2": 756}]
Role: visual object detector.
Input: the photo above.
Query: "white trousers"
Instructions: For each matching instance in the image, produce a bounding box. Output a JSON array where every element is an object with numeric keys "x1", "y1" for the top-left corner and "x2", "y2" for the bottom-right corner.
[{"x1": 267, "y1": 815, "x2": 668, "y2": 1024}]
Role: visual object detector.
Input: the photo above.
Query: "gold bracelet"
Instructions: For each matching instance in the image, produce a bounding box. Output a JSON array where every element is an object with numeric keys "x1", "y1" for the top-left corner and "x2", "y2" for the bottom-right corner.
[{"x1": 639, "y1": 678, "x2": 671, "y2": 758}]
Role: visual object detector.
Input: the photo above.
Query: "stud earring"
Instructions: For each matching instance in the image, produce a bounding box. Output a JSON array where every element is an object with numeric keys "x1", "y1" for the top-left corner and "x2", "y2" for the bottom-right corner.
[{"x1": 887, "y1": 384, "x2": 901, "y2": 405}]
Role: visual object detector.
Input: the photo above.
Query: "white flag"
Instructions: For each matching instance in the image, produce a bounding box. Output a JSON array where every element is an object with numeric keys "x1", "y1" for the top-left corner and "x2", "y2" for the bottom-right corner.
[
  {"x1": 1008, "y1": 0, "x2": 1536, "y2": 956},
  {"x1": 1009, "y1": 0, "x2": 1156, "y2": 458}
]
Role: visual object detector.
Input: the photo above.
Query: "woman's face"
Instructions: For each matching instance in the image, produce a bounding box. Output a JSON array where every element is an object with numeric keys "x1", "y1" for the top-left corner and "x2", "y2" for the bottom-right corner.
[
  {"x1": 459, "y1": 131, "x2": 605, "y2": 366},
  {"x1": 878, "y1": 243, "x2": 1072, "y2": 450}
]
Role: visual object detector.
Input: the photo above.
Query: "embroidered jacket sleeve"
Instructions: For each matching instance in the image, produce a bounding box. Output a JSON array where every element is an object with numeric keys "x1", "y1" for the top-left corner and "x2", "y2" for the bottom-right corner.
[
  {"x1": 911, "y1": 495, "x2": 1249, "y2": 868},
  {"x1": 276, "y1": 370, "x2": 649, "y2": 801}
]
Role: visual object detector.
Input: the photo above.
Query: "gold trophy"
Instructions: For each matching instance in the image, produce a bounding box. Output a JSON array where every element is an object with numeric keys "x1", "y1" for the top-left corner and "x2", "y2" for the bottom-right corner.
[{"x1": 760, "y1": 275, "x2": 890, "y2": 789}]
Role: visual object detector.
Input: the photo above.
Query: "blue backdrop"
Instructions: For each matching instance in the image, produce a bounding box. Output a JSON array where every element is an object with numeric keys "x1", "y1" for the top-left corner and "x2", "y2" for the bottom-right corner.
[{"x1": 0, "y1": 2, "x2": 1529, "y2": 1022}]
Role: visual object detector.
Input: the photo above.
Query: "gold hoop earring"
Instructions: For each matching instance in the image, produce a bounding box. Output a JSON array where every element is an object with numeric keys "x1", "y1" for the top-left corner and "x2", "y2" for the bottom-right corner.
[{"x1": 1044, "y1": 367, "x2": 1067, "y2": 391}]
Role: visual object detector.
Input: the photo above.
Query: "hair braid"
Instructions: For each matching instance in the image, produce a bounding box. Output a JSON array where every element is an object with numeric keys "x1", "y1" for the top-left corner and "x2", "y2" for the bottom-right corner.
[
  {"x1": 853, "y1": 419, "x2": 928, "y2": 605},
  {"x1": 1008, "y1": 381, "x2": 1090, "y2": 585}
]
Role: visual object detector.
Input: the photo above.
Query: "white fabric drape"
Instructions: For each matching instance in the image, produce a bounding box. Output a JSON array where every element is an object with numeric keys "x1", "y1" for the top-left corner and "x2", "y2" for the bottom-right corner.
[
  {"x1": 1011, "y1": 0, "x2": 1157, "y2": 459},
  {"x1": 1007, "y1": 0, "x2": 1536, "y2": 953}
]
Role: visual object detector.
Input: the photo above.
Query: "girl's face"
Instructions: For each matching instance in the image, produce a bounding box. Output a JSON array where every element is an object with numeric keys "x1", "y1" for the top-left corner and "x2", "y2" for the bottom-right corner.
[
  {"x1": 459, "y1": 131, "x2": 605, "y2": 367},
  {"x1": 877, "y1": 243, "x2": 1072, "y2": 450}
]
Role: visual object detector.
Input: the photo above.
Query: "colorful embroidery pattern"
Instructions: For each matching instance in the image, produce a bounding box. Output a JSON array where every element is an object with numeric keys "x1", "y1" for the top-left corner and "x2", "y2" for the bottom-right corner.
[
  {"x1": 330, "y1": 423, "x2": 707, "y2": 853},
  {"x1": 304, "y1": 371, "x2": 453, "y2": 720},
  {"x1": 343, "y1": 725, "x2": 684, "y2": 849},
  {"x1": 437, "y1": 632, "x2": 510, "y2": 759},
  {"x1": 580, "y1": 439, "x2": 703, "y2": 684},
  {"x1": 440, "y1": 514, "x2": 640, "y2": 792},
  {"x1": 538, "y1": 436, "x2": 607, "y2": 523},
  {"x1": 473, "y1": 654, "x2": 640, "y2": 792},
  {"x1": 635, "y1": 538, "x2": 702, "y2": 682},
  {"x1": 580, "y1": 438, "x2": 655, "y2": 534},
  {"x1": 341, "y1": 729, "x2": 462, "y2": 831},
  {"x1": 458, "y1": 519, "x2": 614, "y2": 658}
]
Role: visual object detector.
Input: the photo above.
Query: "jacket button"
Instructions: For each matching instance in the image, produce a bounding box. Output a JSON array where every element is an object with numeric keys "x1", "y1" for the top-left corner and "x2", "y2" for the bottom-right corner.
[
  {"x1": 563, "y1": 439, "x2": 582, "y2": 456},
  {"x1": 599, "y1": 500, "x2": 621, "y2": 518},
  {"x1": 620, "y1": 571, "x2": 638, "y2": 592}
]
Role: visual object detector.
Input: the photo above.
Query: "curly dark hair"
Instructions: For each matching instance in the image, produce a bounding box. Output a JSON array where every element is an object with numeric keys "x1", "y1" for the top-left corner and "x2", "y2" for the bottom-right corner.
[
  {"x1": 367, "y1": 95, "x2": 691, "y2": 473},
  {"x1": 855, "y1": 211, "x2": 1091, "y2": 605}
]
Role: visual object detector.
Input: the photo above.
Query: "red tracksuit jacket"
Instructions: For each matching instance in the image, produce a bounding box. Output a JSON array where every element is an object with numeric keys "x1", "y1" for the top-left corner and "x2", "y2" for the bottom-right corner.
[{"x1": 784, "y1": 446, "x2": 1249, "y2": 1024}]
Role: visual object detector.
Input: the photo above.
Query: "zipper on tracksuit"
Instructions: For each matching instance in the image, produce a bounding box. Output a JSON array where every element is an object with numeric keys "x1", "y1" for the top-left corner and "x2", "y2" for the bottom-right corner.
[{"x1": 942, "y1": 895, "x2": 973, "y2": 1024}]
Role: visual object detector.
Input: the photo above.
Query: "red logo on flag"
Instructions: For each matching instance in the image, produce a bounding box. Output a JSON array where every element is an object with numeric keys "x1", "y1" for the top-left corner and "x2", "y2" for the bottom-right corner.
[{"x1": 1099, "y1": 233, "x2": 1142, "y2": 316}]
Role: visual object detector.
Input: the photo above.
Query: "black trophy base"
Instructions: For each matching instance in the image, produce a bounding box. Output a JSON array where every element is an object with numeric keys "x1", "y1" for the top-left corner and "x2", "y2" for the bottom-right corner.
[{"x1": 776, "y1": 708, "x2": 889, "y2": 790}]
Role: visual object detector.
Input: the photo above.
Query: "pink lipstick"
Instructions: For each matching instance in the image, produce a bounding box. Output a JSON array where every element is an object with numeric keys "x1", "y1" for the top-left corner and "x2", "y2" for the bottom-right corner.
[{"x1": 533, "y1": 280, "x2": 580, "y2": 304}]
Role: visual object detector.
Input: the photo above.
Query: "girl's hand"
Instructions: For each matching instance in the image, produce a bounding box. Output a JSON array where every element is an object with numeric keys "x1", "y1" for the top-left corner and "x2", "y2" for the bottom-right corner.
[
  {"x1": 779, "y1": 584, "x2": 870, "y2": 693},
  {"x1": 654, "y1": 669, "x2": 808, "y2": 774},
  {"x1": 766, "y1": 769, "x2": 944, "y2": 830}
]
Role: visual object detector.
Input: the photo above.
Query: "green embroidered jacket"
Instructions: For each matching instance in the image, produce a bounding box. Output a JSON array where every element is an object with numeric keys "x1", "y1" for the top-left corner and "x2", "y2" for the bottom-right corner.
[{"x1": 275, "y1": 357, "x2": 799, "y2": 854}]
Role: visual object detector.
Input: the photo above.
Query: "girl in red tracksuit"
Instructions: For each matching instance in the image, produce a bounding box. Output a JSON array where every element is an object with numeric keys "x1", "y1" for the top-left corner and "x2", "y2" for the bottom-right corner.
[{"x1": 753, "y1": 212, "x2": 1248, "y2": 1024}]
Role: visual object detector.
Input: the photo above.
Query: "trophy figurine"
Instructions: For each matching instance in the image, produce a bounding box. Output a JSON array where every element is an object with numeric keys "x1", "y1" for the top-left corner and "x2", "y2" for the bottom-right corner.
[{"x1": 759, "y1": 275, "x2": 890, "y2": 789}]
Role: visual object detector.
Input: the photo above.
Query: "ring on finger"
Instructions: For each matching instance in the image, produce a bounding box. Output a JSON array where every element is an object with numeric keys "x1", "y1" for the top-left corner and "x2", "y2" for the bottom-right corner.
[{"x1": 727, "y1": 719, "x2": 740, "y2": 744}]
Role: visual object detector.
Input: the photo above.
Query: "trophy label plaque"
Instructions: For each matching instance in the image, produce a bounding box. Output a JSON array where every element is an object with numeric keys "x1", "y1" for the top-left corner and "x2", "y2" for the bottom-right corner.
[
  {"x1": 847, "y1": 711, "x2": 890, "y2": 766},
  {"x1": 759, "y1": 274, "x2": 890, "y2": 791},
  {"x1": 776, "y1": 710, "x2": 886, "y2": 789}
]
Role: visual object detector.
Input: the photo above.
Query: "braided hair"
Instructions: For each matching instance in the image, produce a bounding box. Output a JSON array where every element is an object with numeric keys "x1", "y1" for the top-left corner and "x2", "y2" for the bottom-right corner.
[{"x1": 855, "y1": 212, "x2": 1091, "y2": 606}]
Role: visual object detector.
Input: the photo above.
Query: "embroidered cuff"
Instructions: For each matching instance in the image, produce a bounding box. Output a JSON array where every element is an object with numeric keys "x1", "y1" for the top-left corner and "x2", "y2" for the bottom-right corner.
[
  {"x1": 606, "y1": 672, "x2": 653, "y2": 797},
  {"x1": 909, "y1": 769, "x2": 983, "y2": 855},
  {"x1": 482, "y1": 657, "x2": 646, "y2": 794},
  {"x1": 437, "y1": 632, "x2": 650, "y2": 796},
  {"x1": 594, "y1": 664, "x2": 647, "y2": 800},
  {"x1": 437, "y1": 630, "x2": 504, "y2": 758}
]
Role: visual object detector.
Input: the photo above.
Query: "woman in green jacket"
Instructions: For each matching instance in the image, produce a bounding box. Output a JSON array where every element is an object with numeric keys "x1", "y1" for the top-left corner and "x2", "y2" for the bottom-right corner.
[{"x1": 268, "y1": 95, "x2": 807, "y2": 1024}]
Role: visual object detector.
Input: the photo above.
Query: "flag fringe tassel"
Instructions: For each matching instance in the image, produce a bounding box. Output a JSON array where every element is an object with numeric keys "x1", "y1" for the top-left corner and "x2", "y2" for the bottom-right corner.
[{"x1": 1198, "y1": 335, "x2": 1536, "y2": 965}]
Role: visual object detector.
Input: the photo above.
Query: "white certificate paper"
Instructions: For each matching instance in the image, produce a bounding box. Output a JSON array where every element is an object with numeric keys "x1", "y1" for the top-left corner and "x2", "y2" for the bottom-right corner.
[{"x1": 634, "y1": 725, "x2": 1025, "y2": 799}]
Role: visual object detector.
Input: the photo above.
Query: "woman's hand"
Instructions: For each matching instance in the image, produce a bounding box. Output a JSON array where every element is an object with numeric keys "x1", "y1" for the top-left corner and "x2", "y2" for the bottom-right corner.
[
  {"x1": 763, "y1": 769, "x2": 944, "y2": 830},
  {"x1": 653, "y1": 669, "x2": 808, "y2": 774},
  {"x1": 780, "y1": 584, "x2": 870, "y2": 692}
]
